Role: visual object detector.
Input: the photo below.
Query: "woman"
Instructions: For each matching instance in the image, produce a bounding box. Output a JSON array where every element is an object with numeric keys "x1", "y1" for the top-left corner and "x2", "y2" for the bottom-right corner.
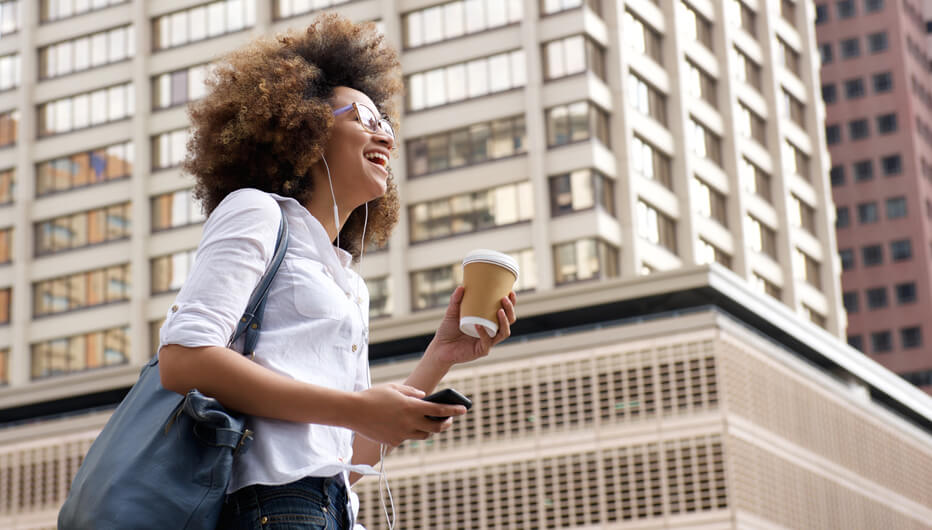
[{"x1": 158, "y1": 14, "x2": 517, "y2": 530}]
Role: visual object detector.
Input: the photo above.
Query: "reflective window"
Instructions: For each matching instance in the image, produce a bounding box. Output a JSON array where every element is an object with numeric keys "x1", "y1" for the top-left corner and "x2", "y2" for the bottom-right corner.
[
  {"x1": 627, "y1": 72, "x2": 667, "y2": 125},
  {"x1": 732, "y1": 47, "x2": 762, "y2": 90},
  {"x1": 687, "y1": 61, "x2": 716, "y2": 105},
  {"x1": 152, "y1": 128, "x2": 189, "y2": 169},
  {"x1": 866, "y1": 286, "x2": 887, "y2": 307},
  {"x1": 406, "y1": 115, "x2": 525, "y2": 178},
  {"x1": 367, "y1": 276, "x2": 392, "y2": 318},
  {"x1": 41, "y1": 0, "x2": 127, "y2": 23},
  {"x1": 688, "y1": 117, "x2": 722, "y2": 165},
  {"x1": 0, "y1": 109, "x2": 18, "y2": 147},
  {"x1": 0, "y1": 1, "x2": 19, "y2": 37},
  {"x1": 679, "y1": 1, "x2": 713, "y2": 49},
  {"x1": 624, "y1": 11, "x2": 662, "y2": 64},
  {"x1": 35, "y1": 202, "x2": 131, "y2": 256},
  {"x1": 728, "y1": 0, "x2": 757, "y2": 37},
  {"x1": 692, "y1": 177, "x2": 726, "y2": 226},
  {"x1": 637, "y1": 200, "x2": 676, "y2": 252},
  {"x1": 549, "y1": 169, "x2": 614, "y2": 216},
  {"x1": 409, "y1": 181, "x2": 533, "y2": 242},
  {"x1": 631, "y1": 135, "x2": 672, "y2": 189},
  {"x1": 411, "y1": 249, "x2": 534, "y2": 310},
  {"x1": 792, "y1": 248, "x2": 821, "y2": 288},
  {"x1": 546, "y1": 101, "x2": 609, "y2": 147},
  {"x1": 403, "y1": 0, "x2": 522, "y2": 48},
  {"x1": 781, "y1": 89, "x2": 805, "y2": 127},
  {"x1": 38, "y1": 82, "x2": 134, "y2": 136},
  {"x1": 891, "y1": 239, "x2": 911, "y2": 261},
  {"x1": 553, "y1": 238, "x2": 618, "y2": 285},
  {"x1": 738, "y1": 102, "x2": 766, "y2": 145},
  {"x1": 870, "y1": 331, "x2": 892, "y2": 353},
  {"x1": 901, "y1": 326, "x2": 922, "y2": 349},
  {"x1": 543, "y1": 35, "x2": 605, "y2": 81},
  {"x1": 886, "y1": 196, "x2": 907, "y2": 219},
  {"x1": 776, "y1": 38, "x2": 800, "y2": 76},
  {"x1": 0, "y1": 287, "x2": 8, "y2": 324},
  {"x1": 0, "y1": 53, "x2": 18, "y2": 91},
  {"x1": 0, "y1": 168, "x2": 12, "y2": 205},
  {"x1": 34, "y1": 263, "x2": 130, "y2": 316},
  {"x1": 36, "y1": 141, "x2": 133, "y2": 196},
  {"x1": 541, "y1": 0, "x2": 601, "y2": 16},
  {"x1": 40, "y1": 26, "x2": 134, "y2": 79},
  {"x1": 789, "y1": 195, "x2": 816, "y2": 233},
  {"x1": 783, "y1": 140, "x2": 809, "y2": 181},
  {"x1": 153, "y1": 0, "x2": 255, "y2": 51},
  {"x1": 896, "y1": 282, "x2": 917, "y2": 304},
  {"x1": 407, "y1": 50, "x2": 525, "y2": 111},
  {"x1": 151, "y1": 189, "x2": 204, "y2": 231},
  {"x1": 153, "y1": 64, "x2": 208, "y2": 110},
  {"x1": 0, "y1": 227, "x2": 10, "y2": 263},
  {"x1": 697, "y1": 238, "x2": 732, "y2": 269},
  {"x1": 274, "y1": 0, "x2": 352, "y2": 19},
  {"x1": 151, "y1": 249, "x2": 196, "y2": 293},
  {"x1": 31, "y1": 326, "x2": 129, "y2": 380}
]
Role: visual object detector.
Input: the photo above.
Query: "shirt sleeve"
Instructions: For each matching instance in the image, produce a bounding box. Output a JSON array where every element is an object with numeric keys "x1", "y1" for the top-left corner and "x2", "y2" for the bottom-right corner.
[{"x1": 159, "y1": 189, "x2": 282, "y2": 351}]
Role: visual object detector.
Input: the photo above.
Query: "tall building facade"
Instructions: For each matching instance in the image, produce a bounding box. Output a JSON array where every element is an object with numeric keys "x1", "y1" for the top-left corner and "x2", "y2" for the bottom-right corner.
[
  {"x1": 816, "y1": 0, "x2": 932, "y2": 392},
  {"x1": 4, "y1": 0, "x2": 931, "y2": 528}
]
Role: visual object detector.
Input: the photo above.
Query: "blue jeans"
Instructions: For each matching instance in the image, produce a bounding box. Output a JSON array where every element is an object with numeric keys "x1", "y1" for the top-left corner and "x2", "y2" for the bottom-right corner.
[{"x1": 217, "y1": 475, "x2": 350, "y2": 529}]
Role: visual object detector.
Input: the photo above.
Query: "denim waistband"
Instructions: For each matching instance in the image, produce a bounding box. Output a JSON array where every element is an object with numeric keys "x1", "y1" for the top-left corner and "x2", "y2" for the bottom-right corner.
[{"x1": 226, "y1": 474, "x2": 348, "y2": 516}]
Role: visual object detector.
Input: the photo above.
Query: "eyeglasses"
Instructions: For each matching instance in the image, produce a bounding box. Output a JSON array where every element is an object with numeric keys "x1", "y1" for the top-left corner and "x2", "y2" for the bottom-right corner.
[{"x1": 333, "y1": 102, "x2": 395, "y2": 140}]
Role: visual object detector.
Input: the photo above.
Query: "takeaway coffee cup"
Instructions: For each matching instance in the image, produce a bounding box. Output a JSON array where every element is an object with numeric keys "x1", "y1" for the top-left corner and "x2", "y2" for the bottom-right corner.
[{"x1": 459, "y1": 249, "x2": 519, "y2": 338}]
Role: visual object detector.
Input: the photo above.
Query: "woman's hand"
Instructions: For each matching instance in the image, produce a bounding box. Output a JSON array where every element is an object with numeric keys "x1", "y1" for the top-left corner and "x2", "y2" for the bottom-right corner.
[
  {"x1": 347, "y1": 383, "x2": 466, "y2": 447},
  {"x1": 428, "y1": 286, "x2": 517, "y2": 367}
]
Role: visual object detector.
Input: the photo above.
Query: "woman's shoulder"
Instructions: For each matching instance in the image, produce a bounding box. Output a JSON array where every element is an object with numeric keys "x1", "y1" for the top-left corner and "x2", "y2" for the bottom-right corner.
[
  {"x1": 213, "y1": 188, "x2": 280, "y2": 217},
  {"x1": 201, "y1": 188, "x2": 283, "y2": 243}
]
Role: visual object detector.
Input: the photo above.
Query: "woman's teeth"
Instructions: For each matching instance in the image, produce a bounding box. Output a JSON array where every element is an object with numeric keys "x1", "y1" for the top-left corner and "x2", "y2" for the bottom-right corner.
[{"x1": 364, "y1": 152, "x2": 388, "y2": 167}]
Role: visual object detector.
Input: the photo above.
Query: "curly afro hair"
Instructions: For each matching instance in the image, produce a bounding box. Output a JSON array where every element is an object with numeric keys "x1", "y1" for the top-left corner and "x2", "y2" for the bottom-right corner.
[{"x1": 183, "y1": 13, "x2": 402, "y2": 260}]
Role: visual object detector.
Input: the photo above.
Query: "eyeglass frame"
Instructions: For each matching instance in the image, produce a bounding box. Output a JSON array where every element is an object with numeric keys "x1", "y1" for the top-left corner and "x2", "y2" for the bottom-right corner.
[{"x1": 332, "y1": 102, "x2": 395, "y2": 140}]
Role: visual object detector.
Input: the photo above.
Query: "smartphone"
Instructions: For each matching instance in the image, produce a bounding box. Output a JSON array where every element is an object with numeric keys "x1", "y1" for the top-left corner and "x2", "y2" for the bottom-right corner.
[{"x1": 422, "y1": 388, "x2": 472, "y2": 421}]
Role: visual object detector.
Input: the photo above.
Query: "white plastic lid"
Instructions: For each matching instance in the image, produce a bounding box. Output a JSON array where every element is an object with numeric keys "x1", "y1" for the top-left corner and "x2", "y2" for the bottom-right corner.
[{"x1": 462, "y1": 249, "x2": 519, "y2": 278}]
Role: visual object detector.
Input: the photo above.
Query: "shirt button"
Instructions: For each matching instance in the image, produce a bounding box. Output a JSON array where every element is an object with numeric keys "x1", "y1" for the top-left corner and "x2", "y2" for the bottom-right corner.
[
  {"x1": 345, "y1": 291, "x2": 352, "y2": 298},
  {"x1": 352, "y1": 344, "x2": 358, "y2": 352},
  {"x1": 171, "y1": 304, "x2": 178, "y2": 313}
]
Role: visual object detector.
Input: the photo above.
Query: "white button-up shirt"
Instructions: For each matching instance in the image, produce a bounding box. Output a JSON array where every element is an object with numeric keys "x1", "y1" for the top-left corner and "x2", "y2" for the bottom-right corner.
[{"x1": 159, "y1": 188, "x2": 376, "y2": 525}]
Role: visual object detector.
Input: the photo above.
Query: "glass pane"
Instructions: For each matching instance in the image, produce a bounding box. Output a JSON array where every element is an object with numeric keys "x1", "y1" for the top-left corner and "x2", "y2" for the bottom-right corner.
[
  {"x1": 170, "y1": 11, "x2": 188, "y2": 47},
  {"x1": 511, "y1": 50, "x2": 526, "y2": 86},
  {"x1": 91, "y1": 33, "x2": 107, "y2": 66},
  {"x1": 423, "y1": 6, "x2": 442, "y2": 44},
  {"x1": 72, "y1": 94, "x2": 89, "y2": 129},
  {"x1": 208, "y1": 2, "x2": 225, "y2": 36},
  {"x1": 545, "y1": 40, "x2": 564, "y2": 79},
  {"x1": 56, "y1": 41, "x2": 73, "y2": 76},
  {"x1": 109, "y1": 27, "x2": 125, "y2": 62},
  {"x1": 467, "y1": 59, "x2": 487, "y2": 97},
  {"x1": 189, "y1": 6, "x2": 207, "y2": 41},
  {"x1": 487, "y1": 0, "x2": 506, "y2": 27},
  {"x1": 464, "y1": 0, "x2": 485, "y2": 32},
  {"x1": 227, "y1": 0, "x2": 244, "y2": 31},
  {"x1": 109, "y1": 85, "x2": 126, "y2": 120},
  {"x1": 444, "y1": 3, "x2": 464, "y2": 39},
  {"x1": 568, "y1": 102, "x2": 589, "y2": 141},
  {"x1": 73, "y1": 37, "x2": 90, "y2": 71},
  {"x1": 405, "y1": 12, "x2": 423, "y2": 47},
  {"x1": 445, "y1": 64, "x2": 466, "y2": 102},
  {"x1": 488, "y1": 54, "x2": 510, "y2": 92},
  {"x1": 564, "y1": 36, "x2": 585, "y2": 75},
  {"x1": 424, "y1": 69, "x2": 446, "y2": 107},
  {"x1": 55, "y1": 99, "x2": 71, "y2": 133},
  {"x1": 171, "y1": 69, "x2": 188, "y2": 106}
]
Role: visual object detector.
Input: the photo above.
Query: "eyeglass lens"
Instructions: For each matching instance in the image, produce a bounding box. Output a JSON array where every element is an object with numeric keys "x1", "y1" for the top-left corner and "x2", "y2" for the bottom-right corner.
[{"x1": 356, "y1": 103, "x2": 394, "y2": 138}]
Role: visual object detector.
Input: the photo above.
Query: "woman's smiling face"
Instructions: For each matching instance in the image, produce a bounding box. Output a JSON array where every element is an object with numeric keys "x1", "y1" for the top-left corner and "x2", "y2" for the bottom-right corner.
[{"x1": 321, "y1": 86, "x2": 395, "y2": 211}]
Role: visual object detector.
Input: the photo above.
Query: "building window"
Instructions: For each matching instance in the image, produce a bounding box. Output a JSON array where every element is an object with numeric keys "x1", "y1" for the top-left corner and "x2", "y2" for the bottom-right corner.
[
  {"x1": 777, "y1": 39, "x2": 801, "y2": 76},
  {"x1": 35, "y1": 203, "x2": 131, "y2": 256},
  {"x1": 733, "y1": 47, "x2": 763, "y2": 90},
  {"x1": 38, "y1": 82, "x2": 134, "y2": 137},
  {"x1": 693, "y1": 177, "x2": 727, "y2": 226},
  {"x1": 830, "y1": 165, "x2": 845, "y2": 186},
  {"x1": 631, "y1": 136, "x2": 673, "y2": 189},
  {"x1": 0, "y1": 168, "x2": 11, "y2": 205},
  {"x1": 411, "y1": 264, "x2": 462, "y2": 311},
  {"x1": 848, "y1": 335, "x2": 863, "y2": 351},
  {"x1": 857, "y1": 202, "x2": 878, "y2": 223},
  {"x1": 550, "y1": 170, "x2": 614, "y2": 216},
  {"x1": 34, "y1": 263, "x2": 131, "y2": 317},
  {"x1": 862, "y1": 244, "x2": 883, "y2": 266},
  {"x1": 153, "y1": 64, "x2": 209, "y2": 110},
  {"x1": 886, "y1": 196, "x2": 907, "y2": 219},
  {"x1": 880, "y1": 154, "x2": 902, "y2": 177},
  {"x1": 837, "y1": 0, "x2": 855, "y2": 18},
  {"x1": 783, "y1": 141, "x2": 809, "y2": 180},
  {"x1": 31, "y1": 326, "x2": 129, "y2": 379},
  {"x1": 867, "y1": 31, "x2": 888, "y2": 53},
  {"x1": 820, "y1": 43, "x2": 833, "y2": 64},
  {"x1": 752, "y1": 274, "x2": 782, "y2": 299},
  {"x1": 866, "y1": 286, "x2": 887, "y2": 308},
  {"x1": 697, "y1": 238, "x2": 732, "y2": 269},
  {"x1": 825, "y1": 124, "x2": 841, "y2": 145},
  {"x1": 152, "y1": 129, "x2": 189, "y2": 170},
  {"x1": 0, "y1": 227, "x2": 11, "y2": 264},
  {"x1": 679, "y1": 1, "x2": 713, "y2": 49},
  {"x1": 780, "y1": 0, "x2": 796, "y2": 23},
  {"x1": 822, "y1": 83, "x2": 837, "y2": 103},
  {"x1": 839, "y1": 248, "x2": 854, "y2": 270},
  {"x1": 39, "y1": 26, "x2": 133, "y2": 80},
  {"x1": 871, "y1": 330, "x2": 892, "y2": 353},
  {"x1": 746, "y1": 215, "x2": 777, "y2": 258},
  {"x1": 790, "y1": 195, "x2": 816, "y2": 233},
  {"x1": 553, "y1": 238, "x2": 618, "y2": 284},
  {"x1": 407, "y1": 49, "x2": 525, "y2": 111},
  {"x1": 793, "y1": 248, "x2": 821, "y2": 288},
  {"x1": 402, "y1": 0, "x2": 522, "y2": 49},
  {"x1": 0, "y1": 53, "x2": 18, "y2": 92},
  {"x1": 273, "y1": 0, "x2": 354, "y2": 19},
  {"x1": 541, "y1": 0, "x2": 601, "y2": 16},
  {"x1": 687, "y1": 61, "x2": 717, "y2": 105},
  {"x1": 407, "y1": 115, "x2": 526, "y2": 178},
  {"x1": 876, "y1": 113, "x2": 897, "y2": 134},
  {"x1": 844, "y1": 78, "x2": 865, "y2": 99},
  {"x1": 872, "y1": 72, "x2": 893, "y2": 92},
  {"x1": 627, "y1": 72, "x2": 667, "y2": 125},
  {"x1": 739, "y1": 103, "x2": 767, "y2": 145},
  {"x1": 151, "y1": 249, "x2": 196, "y2": 294},
  {"x1": 728, "y1": 0, "x2": 757, "y2": 37},
  {"x1": 637, "y1": 200, "x2": 676, "y2": 253},
  {"x1": 864, "y1": 0, "x2": 883, "y2": 12},
  {"x1": 36, "y1": 141, "x2": 133, "y2": 196},
  {"x1": 365, "y1": 276, "x2": 392, "y2": 319},
  {"x1": 0, "y1": 287, "x2": 9, "y2": 324},
  {"x1": 740, "y1": 157, "x2": 771, "y2": 201},
  {"x1": 853, "y1": 159, "x2": 873, "y2": 181},
  {"x1": 890, "y1": 239, "x2": 912, "y2": 261},
  {"x1": 0, "y1": 109, "x2": 17, "y2": 148},
  {"x1": 409, "y1": 181, "x2": 534, "y2": 243},
  {"x1": 546, "y1": 101, "x2": 609, "y2": 147},
  {"x1": 843, "y1": 291, "x2": 859, "y2": 313},
  {"x1": 841, "y1": 37, "x2": 861, "y2": 59},
  {"x1": 848, "y1": 118, "x2": 870, "y2": 140},
  {"x1": 0, "y1": 1, "x2": 18, "y2": 37},
  {"x1": 689, "y1": 117, "x2": 722, "y2": 165},
  {"x1": 153, "y1": 0, "x2": 256, "y2": 51},
  {"x1": 901, "y1": 326, "x2": 922, "y2": 349},
  {"x1": 804, "y1": 305, "x2": 827, "y2": 328},
  {"x1": 41, "y1": 0, "x2": 127, "y2": 23},
  {"x1": 815, "y1": 3, "x2": 829, "y2": 23},
  {"x1": 151, "y1": 189, "x2": 205, "y2": 232},
  {"x1": 624, "y1": 11, "x2": 662, "y2": 64},
  {"x1": 836, "y1": 206, "x2": 850, "y2": 228},
  {"x1": 543, "y1": 35, "x2": 605, "y2": 81},
  {"x1": 895, "y1": 282, "x2": 917, "y2": 304}
]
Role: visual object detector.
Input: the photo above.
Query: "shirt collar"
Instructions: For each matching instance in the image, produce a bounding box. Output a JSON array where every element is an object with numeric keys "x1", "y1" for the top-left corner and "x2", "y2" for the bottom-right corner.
[{"x1": 269, "y1": 192, "x2": 354, "y2": 270}]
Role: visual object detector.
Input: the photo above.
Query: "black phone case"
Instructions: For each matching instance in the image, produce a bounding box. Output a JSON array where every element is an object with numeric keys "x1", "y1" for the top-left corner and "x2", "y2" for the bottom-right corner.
[{"x1": 423, "y1": 388, "x2": 472, "y2": 421}]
